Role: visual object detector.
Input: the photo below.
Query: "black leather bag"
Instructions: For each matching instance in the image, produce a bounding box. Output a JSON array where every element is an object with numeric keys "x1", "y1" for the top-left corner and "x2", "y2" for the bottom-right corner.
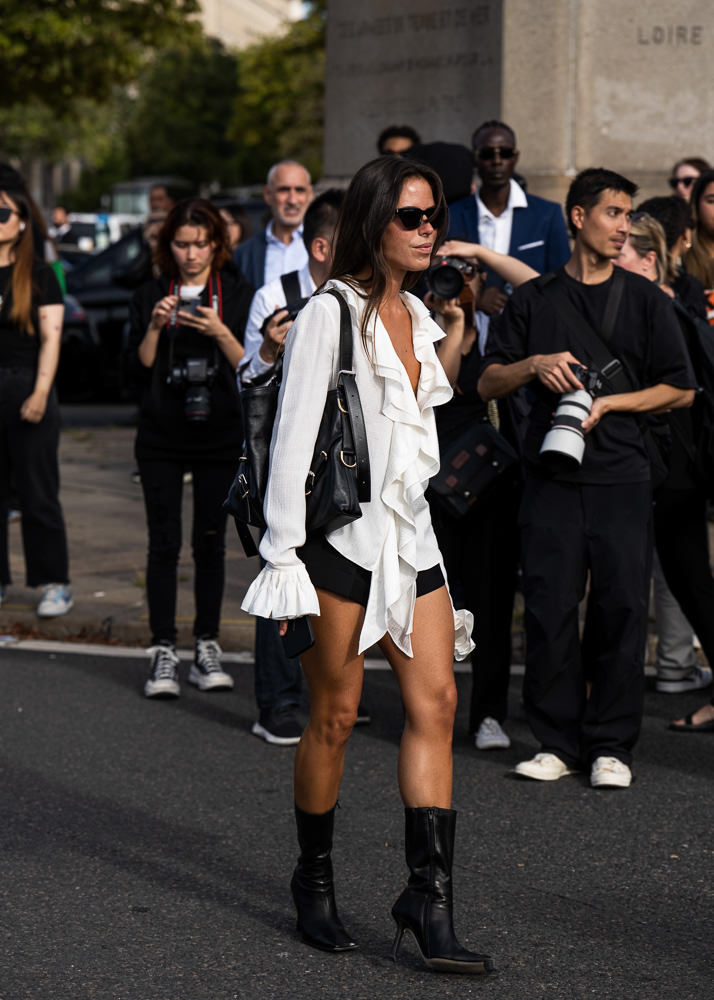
[
  {"x1": 225, "y1": 288, "x2": 371, "y2": 556},
  {"x1": 429, "y1": 421, "x2": 518, "y2": 518}
]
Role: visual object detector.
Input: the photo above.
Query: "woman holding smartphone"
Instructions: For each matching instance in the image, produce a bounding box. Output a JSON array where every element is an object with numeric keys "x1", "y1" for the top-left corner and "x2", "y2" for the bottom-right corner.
[
  {"x1": 242, "y1": 157, "x2": 494, "y2": 974},
  {"x1": 128, "y1": 199, "x2": 253, "y2": 698}
]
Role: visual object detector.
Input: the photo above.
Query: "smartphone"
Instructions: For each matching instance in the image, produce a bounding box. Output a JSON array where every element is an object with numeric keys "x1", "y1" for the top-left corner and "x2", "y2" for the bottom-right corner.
[
  {"x1": 178, "y1": 297, "x2": 202, "y2": 317},
  {"x1": 281, "y1": 617, "x2": 315, "y2": 659}
]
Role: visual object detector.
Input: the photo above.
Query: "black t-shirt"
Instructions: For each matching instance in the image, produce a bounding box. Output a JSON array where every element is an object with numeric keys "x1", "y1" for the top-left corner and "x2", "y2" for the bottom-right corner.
[
  {"x1": 482, "y1": 267, "x2": 696, "y2": 484},
  {"x1": 128, "y1": 267, "x2": 253, "y2": 462},
  {"x1": 0, "y1": 260, "x2": 64, "y2": 368}
]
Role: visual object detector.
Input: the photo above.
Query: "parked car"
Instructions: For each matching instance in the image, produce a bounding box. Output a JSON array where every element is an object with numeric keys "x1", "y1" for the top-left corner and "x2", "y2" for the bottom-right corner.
[{"x1": 57, "y1": 293, "x2": 102, "y2": 402}]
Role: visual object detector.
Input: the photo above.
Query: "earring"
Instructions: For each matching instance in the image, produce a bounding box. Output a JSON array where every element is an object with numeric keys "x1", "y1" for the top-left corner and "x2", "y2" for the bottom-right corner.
[{"x1": 19, "y1": 222, "x2": 25, "y2": 231}]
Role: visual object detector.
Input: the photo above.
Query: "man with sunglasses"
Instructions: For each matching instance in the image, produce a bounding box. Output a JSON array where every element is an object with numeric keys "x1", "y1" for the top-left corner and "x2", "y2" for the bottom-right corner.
[{"x1": 448, "y1": 120, "x2": 570, "y2": 349}]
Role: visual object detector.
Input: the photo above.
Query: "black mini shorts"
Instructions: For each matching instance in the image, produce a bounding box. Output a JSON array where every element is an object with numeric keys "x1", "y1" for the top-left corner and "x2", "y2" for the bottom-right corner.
[{"x1": 297, "y1": 532, "x2": 444, "y2": 608}]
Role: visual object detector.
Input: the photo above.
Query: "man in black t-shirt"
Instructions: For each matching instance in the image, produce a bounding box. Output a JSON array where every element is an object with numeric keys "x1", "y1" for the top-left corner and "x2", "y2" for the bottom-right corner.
[{"x1": 478, "y1": 168, "x2": 696, "y2": 788}]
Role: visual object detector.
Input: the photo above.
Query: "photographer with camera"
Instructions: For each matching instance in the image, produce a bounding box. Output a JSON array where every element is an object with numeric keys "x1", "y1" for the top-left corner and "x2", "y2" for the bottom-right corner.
[
  {"x1": 478, "y1": 169, "x2": 696, "y2": 788},
  {"x1": 128, "y1": 198, "x2": 253, "y2": 698}
]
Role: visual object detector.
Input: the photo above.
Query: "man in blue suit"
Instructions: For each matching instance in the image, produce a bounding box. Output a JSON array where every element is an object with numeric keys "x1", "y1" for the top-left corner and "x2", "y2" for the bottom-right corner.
[{"x1": 448, "y1": 120, "x2": 571, "y2": 347}]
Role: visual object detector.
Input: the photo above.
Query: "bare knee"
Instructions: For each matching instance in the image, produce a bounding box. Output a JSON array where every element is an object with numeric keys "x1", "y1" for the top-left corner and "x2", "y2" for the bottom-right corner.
[
  {"x1": 405, "y1": 678, "x2": 457, "y2": 737},
  {"x1": 306, "y1": 702, "x2": 358, "y2": 753}
]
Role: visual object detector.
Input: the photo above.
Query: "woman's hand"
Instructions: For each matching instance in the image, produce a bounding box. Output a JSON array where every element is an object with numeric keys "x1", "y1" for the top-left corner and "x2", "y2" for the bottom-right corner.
[
  {"x1": 177, "y1": 303, "x2": 225, "y2": 338},
  {"x1": 20, "y1": 389, "x2": 49, "y2": 423},
  {"x1": 149, "y1": 294, "x2": 178, "y2": 332}
]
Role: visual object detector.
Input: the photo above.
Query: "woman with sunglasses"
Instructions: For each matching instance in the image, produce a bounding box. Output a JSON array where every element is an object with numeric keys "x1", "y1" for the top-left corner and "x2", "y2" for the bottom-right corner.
[
  {"x1": 0, "y1": 183, "x2": 73, "y2": 618},
  {"x1": 684, "y1": 169, "x2": 714, "y2": 323},
  {"x1": 128, "y1": 198, "x2": 252, "y2": 698},
  {"x1": 668, "y1": 157, "x2": 710, "y2": 203},
  {"x1": 242, "y1": 156, "x2": 494, "y2": 973}
]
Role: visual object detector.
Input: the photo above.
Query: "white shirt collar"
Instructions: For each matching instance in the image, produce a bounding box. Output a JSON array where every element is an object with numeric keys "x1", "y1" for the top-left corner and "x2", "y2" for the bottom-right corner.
[
  {"x1": 265, "y1": 220, "x2": 303, "y2": 246},
  {"x1": 476, "y1": 178, "x2": 528, "y2": 220}
]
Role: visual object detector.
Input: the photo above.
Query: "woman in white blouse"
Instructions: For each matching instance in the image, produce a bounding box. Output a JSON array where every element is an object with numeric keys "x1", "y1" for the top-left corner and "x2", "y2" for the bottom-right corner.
[{"x1": 242, "y1": 156, "x2": 494, "y2": 974}]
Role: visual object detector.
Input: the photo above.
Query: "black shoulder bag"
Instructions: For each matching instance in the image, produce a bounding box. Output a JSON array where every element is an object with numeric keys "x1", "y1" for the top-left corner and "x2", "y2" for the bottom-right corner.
[
  {"x1": 224, "y1": 288, "x2": 371, "y2": 556},
  {"x1": 536, "y1": 269, "x2": 671, "y2": 487}
]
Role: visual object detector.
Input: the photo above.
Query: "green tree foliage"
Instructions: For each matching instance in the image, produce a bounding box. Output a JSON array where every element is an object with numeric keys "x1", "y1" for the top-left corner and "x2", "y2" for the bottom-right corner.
[
  {"x1": 123, "y1": 38, "x2": 242, "y2": 189},
  {"x1": 228, "y1": 0, "x2": 326, "y2": 183},
  {"x1": 0, "y1": 0, "x2": 199, "y2": 112}
]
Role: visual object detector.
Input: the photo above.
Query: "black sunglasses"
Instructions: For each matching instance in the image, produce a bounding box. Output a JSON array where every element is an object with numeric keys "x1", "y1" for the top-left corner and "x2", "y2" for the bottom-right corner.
[
  {"x1": 0, "y1": 206, "x2": 20, "y2": 224},
  {"x1": 394, "y1": 205, "x2": 445, "y2": 230},
  {"x1": 477, "y1": 146, "x2": 517, "y2": 161},
  {"x1": 669, "y1": 175, "x2": 696, "y2": 190}
]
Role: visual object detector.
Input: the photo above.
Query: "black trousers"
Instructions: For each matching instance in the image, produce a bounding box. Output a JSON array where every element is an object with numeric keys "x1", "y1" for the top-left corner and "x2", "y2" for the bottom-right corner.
[
  {"x1": 429, "y1": 474, "x2": 521, "y2": 731},
  {"x1": 137, "y1": 457, "x2": 234, "y2": 645},
  {"x1": 519, "y1": 477, "x2": 652, "y2": 768},
  {"x1": 0, "y1": 368, "x2": 69, "y2": 587},
  {"x1": 654, "y1": 485, "x2": 714, "y2": 669}
]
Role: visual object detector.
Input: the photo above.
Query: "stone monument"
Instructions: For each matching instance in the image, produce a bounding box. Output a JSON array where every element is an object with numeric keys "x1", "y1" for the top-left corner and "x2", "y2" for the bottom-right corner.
[{"x1": 324, "y1": 0, "x2": 714, "y2": 202}]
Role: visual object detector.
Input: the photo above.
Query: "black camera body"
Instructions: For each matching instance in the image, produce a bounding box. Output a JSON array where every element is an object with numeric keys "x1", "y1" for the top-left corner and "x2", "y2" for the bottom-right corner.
[
  {"x1": 167, "y1": 357, "x2": 217, "y2": 423},
  {"x1": 426, "y1": 256, "x2": 476, "y2": 299}
]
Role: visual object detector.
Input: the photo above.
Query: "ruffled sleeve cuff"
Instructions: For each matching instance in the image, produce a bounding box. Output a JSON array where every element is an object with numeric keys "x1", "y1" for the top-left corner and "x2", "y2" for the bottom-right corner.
[
  {"x1": 453, "y1": 608, "x2": 475, "y2": 661},
  {"x1": 241, "y1": 562, "x2": 321, "y2": 620}
]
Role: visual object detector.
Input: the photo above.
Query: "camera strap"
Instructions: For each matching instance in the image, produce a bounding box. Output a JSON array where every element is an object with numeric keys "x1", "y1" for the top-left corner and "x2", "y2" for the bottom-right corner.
[{"x1": 535, "y1": 268, "x2": 632, "y2": 393}]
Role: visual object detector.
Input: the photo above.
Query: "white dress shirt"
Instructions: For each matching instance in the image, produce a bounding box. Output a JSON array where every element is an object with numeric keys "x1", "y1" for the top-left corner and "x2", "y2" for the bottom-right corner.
[
  {"x1": 263, "y1": 221, "x2": 309, "y2": 286},
  {"x1": 241, "y1": 263, "x2": 315, "y2": 381},
  {"x1": 241, "y1": 279, "x2": 474, "y2": 659},
  {"x1": 475, "y1": 178, "x2": 528, "y2": 351}
]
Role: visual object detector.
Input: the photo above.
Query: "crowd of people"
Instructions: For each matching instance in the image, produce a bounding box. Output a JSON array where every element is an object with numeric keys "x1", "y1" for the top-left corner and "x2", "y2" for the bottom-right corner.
[{"x1": 3, "y1": 121, "x2": 714, "y2": 970}]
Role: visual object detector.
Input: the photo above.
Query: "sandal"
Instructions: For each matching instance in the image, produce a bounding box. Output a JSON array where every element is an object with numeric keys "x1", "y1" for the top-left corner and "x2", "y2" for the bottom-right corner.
[{"x1": 669, "y1": 701, "x2": 714, "y2": 733}]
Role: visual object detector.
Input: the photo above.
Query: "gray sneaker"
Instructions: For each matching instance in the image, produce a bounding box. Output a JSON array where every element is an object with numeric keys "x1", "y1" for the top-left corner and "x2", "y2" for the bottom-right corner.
[
  {"x1": 188, "y1": 638, "x2": 234, "y2": 691},
  {"x1": 656, "y1": 664, "x2": 713, "y2": 694},
  {"x1": 144, "y1": 644, "x2": 180, "y2": 698}
]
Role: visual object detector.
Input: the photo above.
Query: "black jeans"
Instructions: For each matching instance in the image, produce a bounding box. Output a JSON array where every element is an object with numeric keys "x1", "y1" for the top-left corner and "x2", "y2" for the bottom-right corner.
[
  {"x1": 519, "y1": 477, "x2": 652, "y2": 768},
  {"x1": 654, "y1": 485, "x2": 714, "y2": 669},
  {"x1": 138, "y1": 458, "x2": 234, "y2": 645},
  {"x1": 0, "y1": 368, "x2": 69, "y2": 587}
]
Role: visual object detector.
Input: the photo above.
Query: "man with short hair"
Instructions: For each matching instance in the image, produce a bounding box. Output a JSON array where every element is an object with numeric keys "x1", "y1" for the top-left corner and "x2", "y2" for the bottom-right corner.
[
  {"x1": 148, "y1": 184, "x2": 174, "y2": 216},
  {"x1": 449, "y1": 120, "x2": 571, "y2": 348},
  {"x1": 241, "y1": 189, "x2": 345, "y2": 746},
  {"x1": 233, "y1": 160, "x2": 313, "y2": 289},
  {"x1": 478, "y1": 168, "x2": 696, "y2": 788}
]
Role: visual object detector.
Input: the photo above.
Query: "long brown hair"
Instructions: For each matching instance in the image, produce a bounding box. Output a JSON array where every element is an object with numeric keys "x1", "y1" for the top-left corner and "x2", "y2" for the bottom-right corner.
[
  {"x1": 684, "y1": 169, "x2": 714, "y2": 288},
  {"x1": 1, "y1": 188, "x2": 36, "y2": 334},
  {"x1": 154, "y1": 198, "x2": 230, "y2": 279},
  {"x1": 327, "y1": 156, "x2": 448, "y2": 349}
]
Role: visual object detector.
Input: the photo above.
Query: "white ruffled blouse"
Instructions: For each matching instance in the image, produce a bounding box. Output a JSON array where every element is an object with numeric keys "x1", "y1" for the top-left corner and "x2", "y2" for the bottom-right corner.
[{"x1": 241, "y1": 278, "x2": 474, "y2": 660}]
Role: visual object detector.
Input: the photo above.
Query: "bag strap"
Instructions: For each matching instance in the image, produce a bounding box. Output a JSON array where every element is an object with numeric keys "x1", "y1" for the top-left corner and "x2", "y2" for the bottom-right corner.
[
  {"x1": 536, "y1": 269, "x2": 633, "y2": 393},
  {"x1": 322, "y1": 288, "x2": 371, "y2": 502},
  {"x1": 280, "y1": 269, "x2": 301, "y2": 304}
]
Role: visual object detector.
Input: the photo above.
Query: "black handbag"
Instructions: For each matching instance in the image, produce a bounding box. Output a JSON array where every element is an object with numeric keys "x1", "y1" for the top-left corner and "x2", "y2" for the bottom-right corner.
[
  {"x1": 429, "y1": 420, "x2": 518, "y2": 518},
  {"x1": 225, "y1": 288, "x2": 371, "y2": 556}
]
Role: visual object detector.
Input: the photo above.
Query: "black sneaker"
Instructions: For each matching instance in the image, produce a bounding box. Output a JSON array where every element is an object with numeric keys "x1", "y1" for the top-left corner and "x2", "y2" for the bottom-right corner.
[
  {"x1": 252, "y1": 706, "x2": 303, "y2": 745},
  {"x1": 188, "y1": 638, "x2": 234, "y2": 691},
  {"x1": 144, "y1": 643, "x2": 180, "y2": 698}
]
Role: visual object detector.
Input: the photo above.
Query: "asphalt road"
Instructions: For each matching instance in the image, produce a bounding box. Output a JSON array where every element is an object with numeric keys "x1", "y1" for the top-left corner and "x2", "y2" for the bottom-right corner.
[{"x1": 1, "y1": 645, "x2": 712, "y2": 1000}]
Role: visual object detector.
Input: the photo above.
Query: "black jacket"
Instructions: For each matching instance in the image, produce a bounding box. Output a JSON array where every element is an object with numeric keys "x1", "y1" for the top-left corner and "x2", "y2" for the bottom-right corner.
[{"x1": 128, "y1": 267, "x2": 253, "y2": 462}]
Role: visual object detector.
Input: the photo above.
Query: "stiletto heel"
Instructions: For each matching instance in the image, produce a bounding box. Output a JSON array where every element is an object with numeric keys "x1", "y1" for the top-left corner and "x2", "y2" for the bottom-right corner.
[
  {"x1": 391, "y1": 922, "x2": 405, "y2": 961},
  {"x1": 291, "y1": 803, "x2": 358, "y2": 953},
  {"x1": 391, "y1": 807, "x2": 495, "y2": 974}
]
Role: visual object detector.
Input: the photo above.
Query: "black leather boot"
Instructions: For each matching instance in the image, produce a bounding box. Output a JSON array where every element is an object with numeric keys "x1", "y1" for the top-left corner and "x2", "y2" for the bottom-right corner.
[
  {"x1": 391, "y1": 807, "x2": 494, "y2": 974},
  {"x1": 290, "y1": 803, "x2": 358, "y2": 953}
]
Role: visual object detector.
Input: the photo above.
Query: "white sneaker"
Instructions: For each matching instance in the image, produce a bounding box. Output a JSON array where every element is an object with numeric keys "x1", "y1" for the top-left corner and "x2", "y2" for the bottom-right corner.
[
  {"x1": 590, "y1": 756, "x2": 632, "y2": 789},
  {"x1": 656, "y1": 665, "x2": 713, "y2": 694},
  {"x1": 37, "y1": 583, "x2": 73, "y2": 618},
  {"x1": 475, "y1": 716, "x2": 511, "y2": 750},
  {"x1": 514, "y1": 752, "x2": 575, "y2": 781}
]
